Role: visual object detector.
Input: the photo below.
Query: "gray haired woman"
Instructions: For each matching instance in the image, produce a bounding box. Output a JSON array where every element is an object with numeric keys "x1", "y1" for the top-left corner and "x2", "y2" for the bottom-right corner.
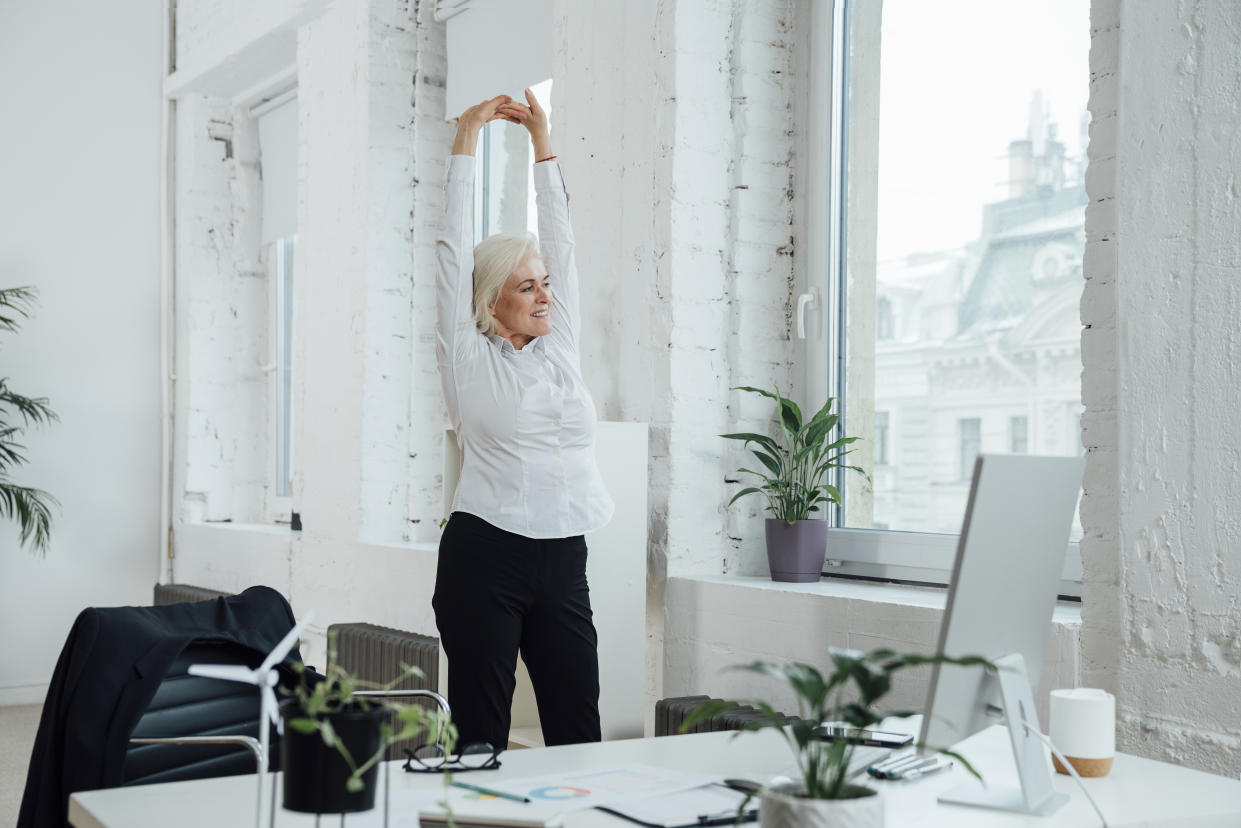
[{"x1": 432, "y1": 91, "x2": 613, "y2": 750}]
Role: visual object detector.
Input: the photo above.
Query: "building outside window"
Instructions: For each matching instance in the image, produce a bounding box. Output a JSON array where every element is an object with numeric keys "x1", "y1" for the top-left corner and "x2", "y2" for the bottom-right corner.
[
  {"x1": 874, "y1": 410, "x2": 890, "y2": 465},
  {"x1": 958, "y1": 418, "x2": 981, "y2": 481},
  {"x1": 876, "y1": 297, "x2": 894, "y2": 340},
  {"x1": 1010, "y1": 414, "x2": 1029, "y2": 454},
  {"x1": 809, "y1": 0, "x2": 1088, "y2": 587}
]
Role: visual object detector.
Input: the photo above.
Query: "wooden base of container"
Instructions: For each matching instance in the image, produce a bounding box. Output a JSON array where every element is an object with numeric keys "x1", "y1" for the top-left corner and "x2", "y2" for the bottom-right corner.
[{"x1": 1053, "y1": 754, "x2": 1114, "y2": 777}]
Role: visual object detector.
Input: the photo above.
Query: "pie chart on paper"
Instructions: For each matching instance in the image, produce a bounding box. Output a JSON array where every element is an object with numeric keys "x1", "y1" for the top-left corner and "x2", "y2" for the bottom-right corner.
[{"x1": 528, "y1": 785, "x2": 592, "y2": 800}]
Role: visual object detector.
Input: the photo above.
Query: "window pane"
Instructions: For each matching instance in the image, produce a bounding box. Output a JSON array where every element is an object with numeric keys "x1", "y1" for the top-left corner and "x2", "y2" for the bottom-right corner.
[
  {"x1": 274, "y1": 236, "x2": 296, "y2": 497},
  {"x1": 959, "y1": 418, "x2": 981, "y2": 481},
  {"x1": 848, "y1": 0, "x2": 1088, "y2": 538},
  {"x1": 1010, "y1": 415, "x2": 1029, "y2": 454},
  {"x1": 874, "y1": 410, "x2": 890, "y2": 465},
  {"x1": 473, "y1": 79, "x2": 554, "y2": 244}
]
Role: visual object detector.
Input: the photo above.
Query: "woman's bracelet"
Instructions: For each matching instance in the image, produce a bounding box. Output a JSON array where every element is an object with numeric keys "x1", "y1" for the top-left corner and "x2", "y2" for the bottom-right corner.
[{"x1": 537, "y1": 154, "x2": 557, "y2": 163}]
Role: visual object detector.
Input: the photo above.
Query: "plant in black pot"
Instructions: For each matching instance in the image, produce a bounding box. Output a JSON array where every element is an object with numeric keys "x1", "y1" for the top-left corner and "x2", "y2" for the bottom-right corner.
[
  {"x1": 722, "y1": 386, "x2": 867, "y2": 582},
  {"x1": 280, "y1": 654, "x2": 455, "y2": 816},
  {"x1": 681, "y1": 648, "x2": 990, "y2": 828}
]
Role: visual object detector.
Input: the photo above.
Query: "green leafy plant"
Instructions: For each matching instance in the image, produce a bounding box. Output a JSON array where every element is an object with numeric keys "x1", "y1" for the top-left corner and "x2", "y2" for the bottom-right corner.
[
  {"x1": 283, "y1": 635, "x2": 456, "y2": 794},
  {"x1": 1, "y1": 286, "x2": 59, "y2": 554},
  {"x1": 681, "y1": 648, "x2": 992, "y2": 800},
  {"x1": 722, "y1": 386, "x2": 866, "y2": 523}
]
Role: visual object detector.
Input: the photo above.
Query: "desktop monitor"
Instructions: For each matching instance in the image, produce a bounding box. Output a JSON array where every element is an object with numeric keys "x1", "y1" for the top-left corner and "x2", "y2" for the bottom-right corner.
[{"x1": 920, "y1": 453, "x2": 1084, "y2": 754}]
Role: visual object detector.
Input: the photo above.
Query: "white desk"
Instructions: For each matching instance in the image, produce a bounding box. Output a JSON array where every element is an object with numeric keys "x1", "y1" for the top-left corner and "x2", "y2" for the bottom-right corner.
[{"x1": 70, "y1": 726, "x2": 1241, "y2": 828}]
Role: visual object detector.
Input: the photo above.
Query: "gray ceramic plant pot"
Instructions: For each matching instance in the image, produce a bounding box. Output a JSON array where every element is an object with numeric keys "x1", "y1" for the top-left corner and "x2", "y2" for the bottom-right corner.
[{"x1": 765, "y1": 518, "x2": 828, "y2": 582}]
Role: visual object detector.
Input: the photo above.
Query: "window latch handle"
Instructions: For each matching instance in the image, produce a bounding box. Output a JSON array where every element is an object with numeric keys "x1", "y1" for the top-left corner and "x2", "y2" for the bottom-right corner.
[{"x1": 796, "y1": 288, "x2": 819, "y2": 339}]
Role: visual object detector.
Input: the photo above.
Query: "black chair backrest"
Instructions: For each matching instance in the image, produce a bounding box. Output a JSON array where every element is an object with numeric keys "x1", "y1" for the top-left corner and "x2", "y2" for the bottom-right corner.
[{"x1": 122, "y1": 640, "x2": 282, "y2": 786}]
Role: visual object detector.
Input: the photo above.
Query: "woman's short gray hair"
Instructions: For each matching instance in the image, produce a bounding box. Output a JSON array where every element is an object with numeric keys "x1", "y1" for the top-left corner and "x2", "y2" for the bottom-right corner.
[{"x1": 472, "y1": 232, "x2": 540, "y2": 336}]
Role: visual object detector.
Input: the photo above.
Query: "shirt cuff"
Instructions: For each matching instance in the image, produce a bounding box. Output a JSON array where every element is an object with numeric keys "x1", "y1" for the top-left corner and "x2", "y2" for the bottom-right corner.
[
  {"x1": 447, "y1": 154, "x2": 475, "y2": 180},
  {"x1": 533, "y1": 158, "x2": 564, "y2": 194}
]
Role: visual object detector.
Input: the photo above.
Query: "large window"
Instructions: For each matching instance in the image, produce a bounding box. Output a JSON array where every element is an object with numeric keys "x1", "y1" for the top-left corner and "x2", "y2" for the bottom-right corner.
[
  {"x1": 254, "y1": 90, "x2": 299, "y2": 514},
  {"x1": 809, "y1": 0, "x2": 1088, "y2": 590}
]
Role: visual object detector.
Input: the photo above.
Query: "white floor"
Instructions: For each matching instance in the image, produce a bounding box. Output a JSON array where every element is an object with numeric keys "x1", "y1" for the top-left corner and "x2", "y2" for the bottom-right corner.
[{"x1": 1, "y1": 704, "x2": 41, "y2": 826}]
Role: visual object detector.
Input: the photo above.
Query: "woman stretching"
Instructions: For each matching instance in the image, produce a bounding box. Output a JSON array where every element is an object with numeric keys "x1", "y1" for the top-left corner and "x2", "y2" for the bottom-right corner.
[{"x1": 433, "y1": 90, "x2": 613, "y2": 749}]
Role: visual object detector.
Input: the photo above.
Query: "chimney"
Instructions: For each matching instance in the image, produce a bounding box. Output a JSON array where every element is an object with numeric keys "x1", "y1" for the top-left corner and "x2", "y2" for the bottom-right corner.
[{"x1": 1008, "y1": 139, "x2": 1035, "y2": 198}]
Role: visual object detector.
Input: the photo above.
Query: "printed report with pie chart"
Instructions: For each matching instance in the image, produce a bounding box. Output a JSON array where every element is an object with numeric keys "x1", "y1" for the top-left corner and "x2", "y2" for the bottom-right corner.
[{"x1": 417, "y1": 764, "x2": 719, "y2": 827}]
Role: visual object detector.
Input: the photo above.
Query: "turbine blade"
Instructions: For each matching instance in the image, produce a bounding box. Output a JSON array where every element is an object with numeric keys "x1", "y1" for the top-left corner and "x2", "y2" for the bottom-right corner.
[
  {"x1": 262, "y1": 685, "x2": 282, "y2": 730},
  {"x1": 188, "y1": 664, "x2": 259, "y2": 684},
  {"x1": 259, "y1": 610, "x2": 315, "y2": 674}
]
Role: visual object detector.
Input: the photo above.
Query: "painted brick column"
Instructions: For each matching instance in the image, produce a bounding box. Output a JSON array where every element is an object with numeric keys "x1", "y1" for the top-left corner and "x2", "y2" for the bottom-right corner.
[{"x1": 1082, "y1": 0, "x2": 1241, "y2": 776}]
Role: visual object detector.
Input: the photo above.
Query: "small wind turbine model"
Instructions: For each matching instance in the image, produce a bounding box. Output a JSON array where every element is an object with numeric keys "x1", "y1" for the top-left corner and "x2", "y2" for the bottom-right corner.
[{"x1": 189, "y1": 610, "x2": 315, "y2": 828}]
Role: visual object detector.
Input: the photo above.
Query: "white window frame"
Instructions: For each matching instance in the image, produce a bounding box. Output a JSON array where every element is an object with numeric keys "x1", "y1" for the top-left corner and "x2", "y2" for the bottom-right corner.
[
  {"x1": 804, "y1": 0, "x2": 1083, "y2": 598},
  {"x1": 267, "y1": 234, "x2": 296, "y2": 523},
  {"x1": 250, "y1": 83, "x2": 299, "y2": 526}
]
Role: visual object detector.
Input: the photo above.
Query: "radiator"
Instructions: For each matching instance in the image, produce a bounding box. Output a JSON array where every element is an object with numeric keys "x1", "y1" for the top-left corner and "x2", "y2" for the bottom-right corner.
[
  {"x1": 655, "y1": 696, "x2": 799, "y2": 737},
  {"x1": 153, "y1": 583, "x2": 230, "y2": 605},
  {"x1": 328, "y1": 622, "x2": 441, "y2": 759}
]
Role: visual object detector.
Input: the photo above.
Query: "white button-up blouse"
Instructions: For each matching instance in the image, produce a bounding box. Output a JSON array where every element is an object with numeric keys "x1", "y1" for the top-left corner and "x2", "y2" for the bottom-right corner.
[{"x1": 436, "y1": 155, "x2": 614, "y2": 539}]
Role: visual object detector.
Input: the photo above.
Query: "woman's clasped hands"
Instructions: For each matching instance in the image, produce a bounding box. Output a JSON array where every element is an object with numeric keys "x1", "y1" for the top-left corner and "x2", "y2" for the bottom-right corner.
[{"x1": 452, "y1": 89, "x2": 552, "y2": 160}]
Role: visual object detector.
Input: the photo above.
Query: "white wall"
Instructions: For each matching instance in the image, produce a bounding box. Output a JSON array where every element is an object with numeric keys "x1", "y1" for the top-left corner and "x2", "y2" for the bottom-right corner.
[
  {"x1": 1081, "y1": 0, "x2": 1241, "y2": 776},
  {"x1": 0, "y1": 0, "x2": 163, "y2": 703}
]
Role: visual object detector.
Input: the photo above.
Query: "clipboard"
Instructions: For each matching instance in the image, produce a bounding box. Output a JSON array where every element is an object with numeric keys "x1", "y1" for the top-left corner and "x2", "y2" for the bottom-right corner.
[{"x1": 594, "y1": 783, "x2": 758, "y2": 828}]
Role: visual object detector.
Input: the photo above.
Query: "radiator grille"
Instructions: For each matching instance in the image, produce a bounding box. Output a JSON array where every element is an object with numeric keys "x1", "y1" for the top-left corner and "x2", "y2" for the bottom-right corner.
[
  {"x1": 655, "y1": 696, "x2": 799, "y2": 737},
  {"x1": 328, "y1": 622, "x2": 441, "y2": 759},
  {"x1": 153, "y1": 583, "x2": 231, "y2": 606}
]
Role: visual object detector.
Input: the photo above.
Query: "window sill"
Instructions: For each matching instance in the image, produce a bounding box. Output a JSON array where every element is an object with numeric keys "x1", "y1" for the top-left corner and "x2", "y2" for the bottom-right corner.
[
  {"x1": 178, "y1": 520, "x2": 440, "y2": 554},
  {"x1": 677, "y1": 572, "x2": 1082, "y2": 626}
]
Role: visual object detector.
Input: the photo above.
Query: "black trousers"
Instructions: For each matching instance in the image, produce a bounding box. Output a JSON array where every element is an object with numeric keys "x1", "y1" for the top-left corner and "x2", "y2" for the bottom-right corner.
[{"x1": 432, "y1": 512, "x2": 601, "y2": 748}]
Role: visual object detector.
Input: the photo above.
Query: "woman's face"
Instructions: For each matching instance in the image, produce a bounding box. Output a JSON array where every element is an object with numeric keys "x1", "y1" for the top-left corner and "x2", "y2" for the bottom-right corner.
[{"x1": 490, "y1": 251, "x2": 552, "y2": 348}]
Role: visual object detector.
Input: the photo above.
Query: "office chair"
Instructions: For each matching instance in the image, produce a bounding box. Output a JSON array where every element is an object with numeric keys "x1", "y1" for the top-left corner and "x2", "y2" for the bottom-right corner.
[
  {"x1": 18, "y1": 586, "x2": 451, "y2": 828},
  {"x1": 17, "y1": 586, "x2": 302, "y2": 828}
]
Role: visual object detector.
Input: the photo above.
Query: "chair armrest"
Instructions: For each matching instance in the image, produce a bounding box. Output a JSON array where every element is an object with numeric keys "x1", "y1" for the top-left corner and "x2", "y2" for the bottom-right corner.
[
  {"x1": 129, "y1": 735, "x2": 265, "y2": 774},
  {"x1": 354, "y1": 688, "x2": 451, "y2": 717}
]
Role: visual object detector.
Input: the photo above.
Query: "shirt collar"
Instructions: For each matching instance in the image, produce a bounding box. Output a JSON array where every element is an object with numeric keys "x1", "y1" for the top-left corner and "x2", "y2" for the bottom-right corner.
[{"x1": 487, "y1": 333, "x2": 545, "y2": 355}]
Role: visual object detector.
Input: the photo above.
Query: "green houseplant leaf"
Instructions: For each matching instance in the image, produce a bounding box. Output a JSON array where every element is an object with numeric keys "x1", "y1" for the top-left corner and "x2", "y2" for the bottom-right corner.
[
  {"x1": 680, "y1": 648, "x2": 994, "y2": 801},
  {"x1": 723, "y1": 385, "x2": 869, "y2": 523}
]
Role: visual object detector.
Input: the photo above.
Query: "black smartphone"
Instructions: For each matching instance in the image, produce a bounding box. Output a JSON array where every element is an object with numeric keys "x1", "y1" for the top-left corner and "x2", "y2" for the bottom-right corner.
[{"x1": 816, "y1": 724, "x2": 914, "y2": 748}]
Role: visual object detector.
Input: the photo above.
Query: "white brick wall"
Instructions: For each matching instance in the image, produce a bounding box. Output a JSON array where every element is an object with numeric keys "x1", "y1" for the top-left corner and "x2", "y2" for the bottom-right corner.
[
  {"x1": 407, "y1": 0, "x2": 456, "y2": 543},
  {"x1": 174, "y1": 93, "x2": 269, "y2": 524},
  {"x1": 1081, "y1": 0, "x2": 1241, "y2": 776}
]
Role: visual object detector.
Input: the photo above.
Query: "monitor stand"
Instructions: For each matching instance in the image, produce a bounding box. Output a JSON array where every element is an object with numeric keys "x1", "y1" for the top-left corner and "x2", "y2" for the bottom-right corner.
[{"x1": 938, "y1": 654, "x2": 1069, "y2": 817}]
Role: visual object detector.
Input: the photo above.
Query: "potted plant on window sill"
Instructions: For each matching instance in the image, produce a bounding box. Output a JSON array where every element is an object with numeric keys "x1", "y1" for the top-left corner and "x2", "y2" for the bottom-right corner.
[
  {"x1": 681, "y1": 648, "x2": 990, "y2": 828},
  {"x1": 723, "y1": 386, "x2": 867, "y2": 582}
]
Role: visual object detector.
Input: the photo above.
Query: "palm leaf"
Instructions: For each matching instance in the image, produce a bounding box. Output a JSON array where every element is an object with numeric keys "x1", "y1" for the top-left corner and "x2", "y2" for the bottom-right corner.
[
  {"x1": 0, "y1": 382, "x2": 59, "y2": 426},
  {"x1": 0, "y1": 482, "x2": 58, "y2": 555},
  {"x1": 0, "y1": 286, "x2": 37, "y2": 334}
]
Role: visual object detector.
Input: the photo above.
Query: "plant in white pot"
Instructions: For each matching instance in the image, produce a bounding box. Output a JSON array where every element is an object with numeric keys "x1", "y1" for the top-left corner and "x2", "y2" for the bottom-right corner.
[
  {"x1": 722, "y1": 386, "x2": 867, "y2": 581},
  {"x1": 681, "y1": 648, "x2": 989, "y2": 828}
]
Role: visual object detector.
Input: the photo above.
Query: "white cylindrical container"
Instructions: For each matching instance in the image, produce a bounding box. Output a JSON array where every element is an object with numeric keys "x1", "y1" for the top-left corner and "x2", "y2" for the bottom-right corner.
[{"x1": 1049, "y1": 688, "x2": 1116, "y2": 777}]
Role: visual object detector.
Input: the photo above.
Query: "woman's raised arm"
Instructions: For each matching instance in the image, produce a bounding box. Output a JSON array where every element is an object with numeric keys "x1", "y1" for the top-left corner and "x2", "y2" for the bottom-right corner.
[
  {"x1": 497, "y1": 90, "x2": 581, "y2": 357},
  {"x1": 437, "y1": 96, "x2": 510, "y2": 376}
]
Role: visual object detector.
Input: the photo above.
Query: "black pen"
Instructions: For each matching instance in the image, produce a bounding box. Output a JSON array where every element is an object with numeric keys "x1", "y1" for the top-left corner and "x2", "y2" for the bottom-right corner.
[
  {"x1": 695, "y1": 808, "x2": 757, "y2": 825},
  {"x1": 450, "y1": 780, "x2": 531, "y2": 802}
]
